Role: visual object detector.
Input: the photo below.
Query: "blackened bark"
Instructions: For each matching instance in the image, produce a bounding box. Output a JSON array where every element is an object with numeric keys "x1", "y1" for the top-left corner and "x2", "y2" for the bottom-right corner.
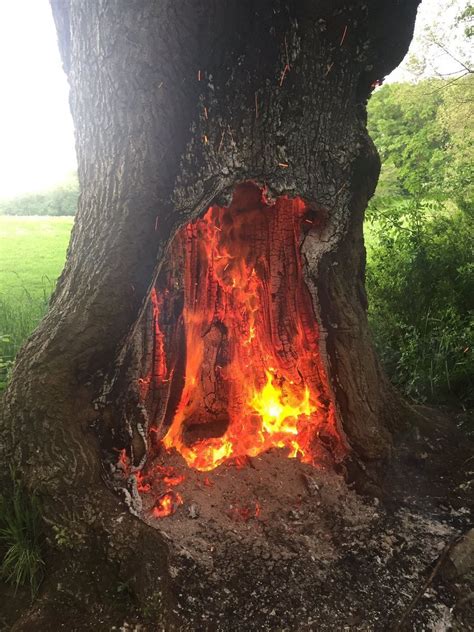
[{"x1": 0, "y1": 0, "x2": 420, "y2": 626}]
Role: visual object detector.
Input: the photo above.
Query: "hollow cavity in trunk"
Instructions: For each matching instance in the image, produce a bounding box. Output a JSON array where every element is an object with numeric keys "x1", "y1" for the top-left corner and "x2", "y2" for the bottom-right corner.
[{"x1": 138, "y1": 183, "x2": 344, "y2": 487}]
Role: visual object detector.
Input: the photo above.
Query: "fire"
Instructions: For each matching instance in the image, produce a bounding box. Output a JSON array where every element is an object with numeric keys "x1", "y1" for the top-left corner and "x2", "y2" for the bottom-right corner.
[
  {"x1": 152, "y1": 491, "x2": 183, "y2": 518},
  {"x1": 136, "y1": 472, "x2": 151, "y2": 493},
  {"x1": 182, "y1": 438, "x2": 233, "y2": 471},
  {"x1": 251, "y1": 371, "x2": 314, "y2": 436},
  {"x1": 144, "y1": 182, "x2": 343, "y2": 473},
  {"x1": 162, "y1": 474, "x2": 185, "y2": 487}
]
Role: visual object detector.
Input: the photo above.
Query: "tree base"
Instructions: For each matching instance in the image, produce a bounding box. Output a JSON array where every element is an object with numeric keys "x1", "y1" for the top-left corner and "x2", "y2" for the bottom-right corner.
[{"x1": 4, "y1": 408, "x2": 473, "y2": 632}]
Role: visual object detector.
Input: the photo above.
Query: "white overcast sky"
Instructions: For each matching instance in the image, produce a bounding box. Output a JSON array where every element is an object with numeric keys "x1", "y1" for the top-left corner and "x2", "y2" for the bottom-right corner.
[{"x1": 0, "y1": 0, "x2": 468, "y2": 198}]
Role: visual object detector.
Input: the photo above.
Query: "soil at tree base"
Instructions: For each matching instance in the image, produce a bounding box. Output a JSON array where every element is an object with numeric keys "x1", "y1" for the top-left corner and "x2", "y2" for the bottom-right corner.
[{"x1": 1, "y1": 407, "x2": 472, "y2": 631}]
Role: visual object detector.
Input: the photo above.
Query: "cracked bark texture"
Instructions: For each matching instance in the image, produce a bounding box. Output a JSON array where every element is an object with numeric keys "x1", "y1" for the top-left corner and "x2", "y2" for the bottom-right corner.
[{"x1": 0, "y1": 0, "x2": 420, "y2": 625}]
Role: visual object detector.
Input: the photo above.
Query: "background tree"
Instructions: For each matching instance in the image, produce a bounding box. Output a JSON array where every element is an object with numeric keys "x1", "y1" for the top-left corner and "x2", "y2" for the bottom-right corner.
[
  {"x1": 0, "y1": 173, "x2": 79, "y2": 216},
  {"x1": 404, "y1": 0, "x2": 473, "y2": 80}
]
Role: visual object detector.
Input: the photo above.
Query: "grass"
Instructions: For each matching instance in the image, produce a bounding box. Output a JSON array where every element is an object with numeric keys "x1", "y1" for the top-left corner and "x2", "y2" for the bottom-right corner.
[
  {"x1": 0, "y1": 216, "x2": 73, "y2": 388},
  {"x1": 0, "y1": 216, "x2": 72, "y2": 596},
  {"x1": 0, "y1": 470, "x2": 44, "y2": 597}
]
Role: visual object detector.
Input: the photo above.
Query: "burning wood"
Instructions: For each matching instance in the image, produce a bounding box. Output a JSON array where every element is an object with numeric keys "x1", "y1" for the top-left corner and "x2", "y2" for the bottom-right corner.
[
  {"x1": 136, "y1": 182, "x2": 343, "y2": 490},
  {"x1": 152, "y1": 491, "x2": 183, "y2": 518}
]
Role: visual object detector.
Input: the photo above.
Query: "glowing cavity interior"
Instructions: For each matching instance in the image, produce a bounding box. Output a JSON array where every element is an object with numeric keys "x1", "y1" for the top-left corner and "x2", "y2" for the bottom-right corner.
[{"x1": 143, "y1": 183, "x2": 339, "y2": 471}]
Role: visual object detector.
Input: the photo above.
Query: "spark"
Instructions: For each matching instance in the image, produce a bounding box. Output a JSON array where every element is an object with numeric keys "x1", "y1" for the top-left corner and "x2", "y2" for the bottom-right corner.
[{"x1": 340, "y1": 25, "x2": 348, "y2": 46}]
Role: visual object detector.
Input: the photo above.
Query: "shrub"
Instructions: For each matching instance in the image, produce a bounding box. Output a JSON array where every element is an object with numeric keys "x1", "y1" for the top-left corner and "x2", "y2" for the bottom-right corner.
[{"x1": 365, "y1": 199, "x2": 473, "y2": 404}]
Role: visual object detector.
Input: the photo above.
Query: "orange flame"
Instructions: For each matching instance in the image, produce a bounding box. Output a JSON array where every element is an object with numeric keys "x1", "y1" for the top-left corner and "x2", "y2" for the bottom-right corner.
[
  {"x1": 152, "y1": 491, "x2": 183, "y2": 518},
  {"x1": 145, "y1": 183, "x2": 343, "y2": 472},
  {"x1": 163, "y1": 474, "x2": 185, "y2": 487}
]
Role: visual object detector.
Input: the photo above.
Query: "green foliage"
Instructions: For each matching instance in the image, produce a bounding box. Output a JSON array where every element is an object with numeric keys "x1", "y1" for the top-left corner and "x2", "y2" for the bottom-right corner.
[
  {"x1": 368, "y1": 77, "x2": 473, "y2": 208},
  {"x1": 0, "y1": 471, "x2": 44, "y2": 596},
  {"x1": 52, "y1": 525, "x2": 75, "y2": 551},
  {"x1": 140, "y1": 591, "x2": 163, "y2": 621},
  {"x1": 51, "y1": 512, "x2": 87, "y2": 551},
  {"x1": 456, "y1": 3, "x2": 474, "y2": 39},
  {"x1": 0, "y1": 173, "x2": 79, "y2": 216},
  {"x1": 366, "y1": 202, "x2": 473, "y2": 403},
  {"x1": 366, "y1": 76, "x2": 474, "y2": 404}
]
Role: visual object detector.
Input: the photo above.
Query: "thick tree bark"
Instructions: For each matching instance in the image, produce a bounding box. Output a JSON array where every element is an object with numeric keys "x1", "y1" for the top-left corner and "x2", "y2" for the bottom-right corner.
[{"x1": 0, "y1": 0, "x2": 420, "y2": 626}]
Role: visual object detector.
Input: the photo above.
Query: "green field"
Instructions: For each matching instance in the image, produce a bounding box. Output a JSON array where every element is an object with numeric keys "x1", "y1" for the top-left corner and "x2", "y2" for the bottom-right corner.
[{"x1": 0, "y1": 216, "x2": 73, "y2": 386}]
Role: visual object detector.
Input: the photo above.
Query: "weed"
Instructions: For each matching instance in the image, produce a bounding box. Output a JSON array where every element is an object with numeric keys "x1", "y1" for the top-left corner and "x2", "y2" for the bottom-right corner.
[
  {"x1": 51, "y1": 518, "x2": 86, "y2": 551},
  {"x1": 141, "y1": 590, "x2": 163, "y2": 621}
]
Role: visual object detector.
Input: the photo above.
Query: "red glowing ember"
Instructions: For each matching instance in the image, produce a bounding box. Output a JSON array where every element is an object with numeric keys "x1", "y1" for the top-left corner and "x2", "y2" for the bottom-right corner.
[
  {"x1": 228, "y1": 502, "x2": 261, "y2": 522},
  {"x1": 136, "y1": 473, "x2": 151, "y2": 493},
  {"x1": 163, "y1": 474, "x2": 185, "y2": 487},
  {"x1": 140, "y1": 182, "x2": 343, "y2": 473},
  {"x1": 152, "y1": 491, "x2": 183, "y2": 518}
]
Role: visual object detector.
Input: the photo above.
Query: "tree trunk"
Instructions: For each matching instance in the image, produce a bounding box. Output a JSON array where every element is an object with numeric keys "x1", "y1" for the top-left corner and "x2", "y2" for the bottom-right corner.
[{"x1": 0, "y1": 0, "x2": 420, "y2": 627}]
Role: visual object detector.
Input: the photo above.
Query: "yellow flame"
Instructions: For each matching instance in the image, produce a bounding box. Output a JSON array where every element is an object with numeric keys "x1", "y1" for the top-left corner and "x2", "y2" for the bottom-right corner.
[
  {"x1": 162, "y1": 370, "x2": 315, "y2": 472},
  {"x1": 251, "y1": 371, "x2": 314, "y2": 436},
  {"x1": 171, "y1": 436, "x2": 234, "y2": 472}
]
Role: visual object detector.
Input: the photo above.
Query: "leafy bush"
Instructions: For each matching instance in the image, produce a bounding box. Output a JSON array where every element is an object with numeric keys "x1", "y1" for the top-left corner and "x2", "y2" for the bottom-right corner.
[
  {"x1": 366, "y1": 199, "x2": 473, "y2": 404},
  {"x1": 365, "y1": 76, "x2": 473, "y2": 405}
]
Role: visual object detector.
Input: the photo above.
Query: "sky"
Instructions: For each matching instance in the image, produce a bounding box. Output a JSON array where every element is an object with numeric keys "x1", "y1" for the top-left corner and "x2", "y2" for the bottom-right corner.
[
  {"x1": 0, "y1": 0, "x2": 76, "y2": 198},
  {"x1": 388, "y1": 0, "x2": 469, "y2": 82},
  {"x1": 0, "y1": 0, "x2": 468, "y2": 199}
]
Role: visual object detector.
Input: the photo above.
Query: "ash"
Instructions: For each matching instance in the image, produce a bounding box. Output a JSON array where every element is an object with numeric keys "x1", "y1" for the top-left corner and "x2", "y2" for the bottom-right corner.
[{"x1": 134, "y1": 438, "x2": 473, "y2": 631}]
